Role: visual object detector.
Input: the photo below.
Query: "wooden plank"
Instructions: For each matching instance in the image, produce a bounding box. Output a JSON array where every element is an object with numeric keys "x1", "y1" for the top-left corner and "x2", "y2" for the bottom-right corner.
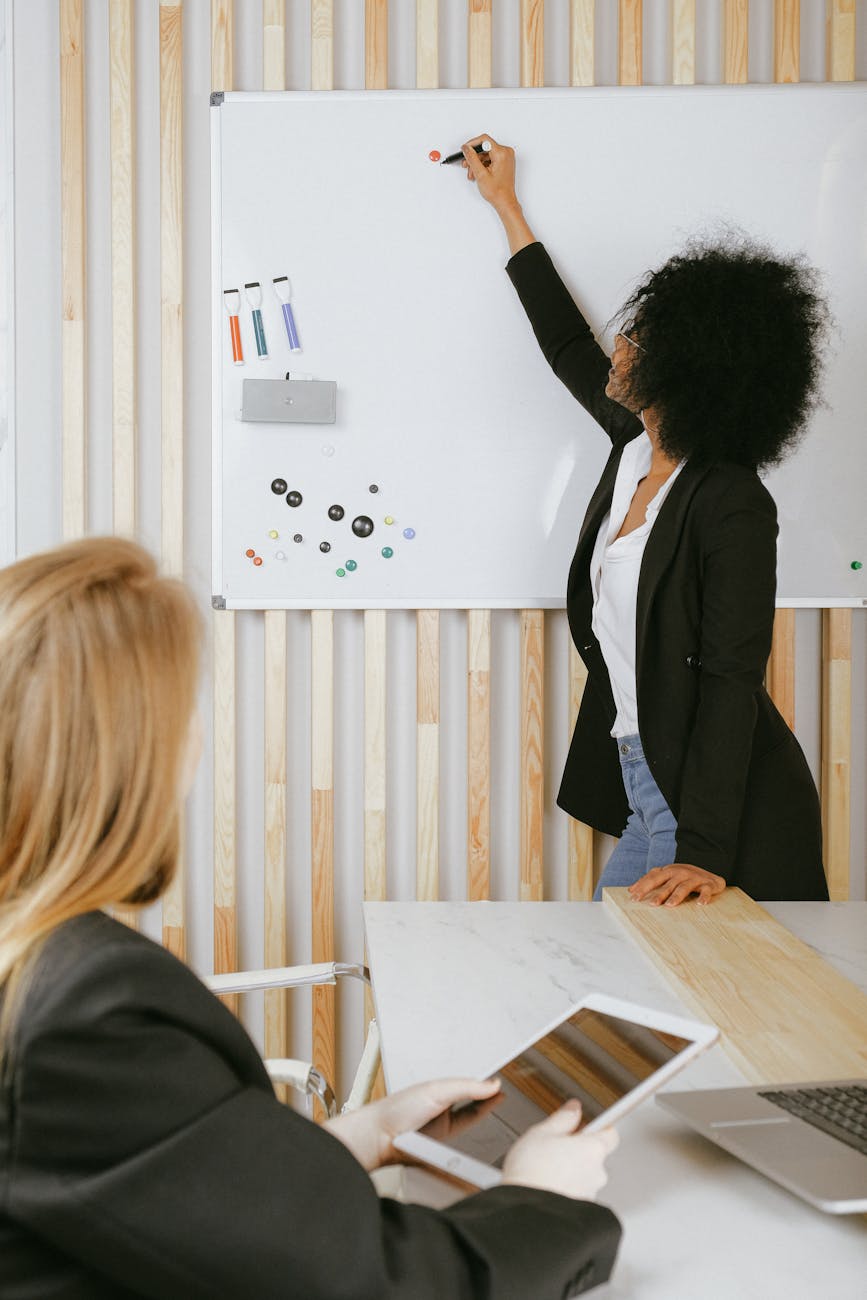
[
  {"x1": 159, "y1": 1, "x2": 186, "y2": 955},
  {"x1": 311, "y1": 611, "x2": 336, "y2": 1104},
  {"x1": 364, "y1": 610, "x2": 387, "y2": 905},
  {"x1": 263, "y1": 0, "x2": 286, "y2": 91},
  {"x1": 822, "y1": 610, "x2": 851, "y2": 901},
  {"x1": 366, "y1": 0, "x2": 388, "y2": 90},
  {"x1": 520, "y1": 611, "x2": 544, "y2": 901},
  {"x1": 60, "y1": 0, "x2": 86, "y2": 541},
  {"x1": 109, "y1": 0, "x2": 135, "y2": 539},
  {"x1": 520, "y1": 0, "x2": 544, "y2": 89},
  {"x1": 213, "y1": 611, "x2": 237, "y2": 1012},
  {"x1": 827, "y1": 0, "x2": 856, "y2": 82},
  {"x1": 417, "y1": 0, "x2": 438, "y2": 90},
  {"x1": 570, "y1": 0, "x2": 594, "y2": 87},
  {"x1": 467, "y1": 609, "x2": 491, "y2": 901},
  {"x1": 311, "y1": 0, "x2": 334, "y2": 91},
  {"x1": 774, "y1": 0, "x2": 800, "y2": 83},
  {"x1": 468, "y1": 0, "x2": 492, "y2": 88},
  {"x1": 605, "y1": 887, "x2": 867, "y2": 1083},
  {"x1": 766, "y1": 608, "x2": 795, "y2": 732},
  {"x1": 671, "y1": 0, "x2": 696, "y2": 85},
  {"x1": 723, "y1": 0, "x2": 748, "y2": 83},
  {"x1": 417, "y1": 610, "x2": 440, "y2": 901},
  {"x1": 568, "y1": 641, "x2": 594, "y2": 901},
  {"x1": 619, "y1": 0, "x2": 643, "y2": 86},
  {"x1": 211, "y1": 0, "x2": 234, "y2": 93},
  {"x1": 264, "y1": 612, "x2": 288, "y2": 1068}
]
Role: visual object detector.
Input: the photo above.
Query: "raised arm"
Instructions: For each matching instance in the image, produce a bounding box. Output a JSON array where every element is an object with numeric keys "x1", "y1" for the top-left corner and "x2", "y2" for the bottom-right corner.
[{"x1": 461, "y1": 136, "x2": 641, "y2": 447}]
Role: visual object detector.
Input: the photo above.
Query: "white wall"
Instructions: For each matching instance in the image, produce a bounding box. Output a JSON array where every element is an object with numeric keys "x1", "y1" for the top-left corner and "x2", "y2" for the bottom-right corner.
[{"x1": 10, "y1": 0, "x2": 867, "y2": 1098}]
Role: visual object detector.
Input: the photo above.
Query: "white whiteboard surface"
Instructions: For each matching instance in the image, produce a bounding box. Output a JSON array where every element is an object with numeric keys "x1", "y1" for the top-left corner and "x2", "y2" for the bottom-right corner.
[{"x1": 212, "y1": 86, "x2": 867, "y2": 609}]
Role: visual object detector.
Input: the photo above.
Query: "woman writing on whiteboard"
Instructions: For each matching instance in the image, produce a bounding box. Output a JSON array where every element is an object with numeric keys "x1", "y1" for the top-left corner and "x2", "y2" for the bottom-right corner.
[
  {"x1": 461, "y1": 136, "x2": 829, "y2": 907},
  {"x1": 0, "y1": 538, "x2": 622, "y2": 1298}
]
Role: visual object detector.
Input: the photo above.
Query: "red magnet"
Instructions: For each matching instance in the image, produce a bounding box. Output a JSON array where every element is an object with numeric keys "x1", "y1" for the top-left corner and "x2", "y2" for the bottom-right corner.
[
  {"x1": 428, "y1": 149, "x2": 441, "y2": 162},
  {"x1": 253, "y1": 556, "x2": 263, "y2": 567},
  {"x1": 245, "y1": 549, "x2": 255, "y2": 558}
]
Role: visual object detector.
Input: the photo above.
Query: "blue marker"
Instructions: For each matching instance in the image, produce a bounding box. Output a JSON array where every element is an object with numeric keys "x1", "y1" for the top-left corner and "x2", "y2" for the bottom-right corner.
[{"x1": 273, "y1": 275, "x2": 301, "y2": 351}]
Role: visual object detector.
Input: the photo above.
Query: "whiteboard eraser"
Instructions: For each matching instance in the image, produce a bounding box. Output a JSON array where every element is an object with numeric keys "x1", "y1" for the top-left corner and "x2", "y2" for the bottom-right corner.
[{"x1": 241, "y1": 378, "x2": 337, "y2": 424}]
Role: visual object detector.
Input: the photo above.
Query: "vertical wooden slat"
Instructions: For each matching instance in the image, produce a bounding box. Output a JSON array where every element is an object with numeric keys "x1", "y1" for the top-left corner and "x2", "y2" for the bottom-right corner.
[
  {"x1": 366, "y1": 0, "x2": 388, "y2": 90},
  {"x1": 109, "y1": 0, "x2": 135, "y2": 538},
  {"x1": 568, "y1": 643, "x2": 595, "y2": 900},
  {"x1": 468, "y1": 0, "x2": 492, "y2": 88},
  {"x1": 723, "y1": 0, "x2": 749, "y2": 83},
  {"x1": 311, "y1": 0, "x2": 334, "y2": 91},
  {"x1": 264, "y1": 611, "x2": 288, "y2": 1072},
  {"x1": 364, "y1": 609, "x2": 387, "y2": 1100},
  {"x1": 766, "y1": 609, "x2": 796, "y2": 732},
  {"x1": 417, "y1": 0, "x2": 438, "y2": 90},
  {"x1": 311, "y1": 611, "x2": 335, "y2": 1099},
  {"x1": 619, "y1": 0, "x2": 643, "y2": 86},
  {"x1": 520, "y1": 611, "x2": 544, "y2": 901},
  {"x1": 211, "y1": 0, "x2": 234, "y2": 92},
  {"x1": 520, "y1": 0, "x2": 544, "y2": 88},
  {"x1": 60, "y1": 0, "x2": 86, "y2": 541},
  {"x1": 261, "y1": 0, "x2": 288, "y2": 1086},
  {"x1": 822, "y1": 7, "x2": 855, "y2": 902},
  {"x1": 107, "y1": 1, "x2": 138, "y2": 934},
  {"x1": 467, "y1": 610, "x2": 491, "y2": 901},
  {"x1": 263, "y1": 0, "x2": 286, "y2": 91},
  {"x1": 822, "y1": 611, "x2": 851, "y2": 900},
  {"x1": 671, "y1": 0, "x2": 696, "y2": 84},
  {"x1": 827, "y1": 0, "x2": 856, "y2": 82},
  {"x1": 160, "y1": 1, "x2": 185, "y2": 957},
  {"x1": 570, "y1": 0, "x2": 595, "y2": 87},
  {"x1": 211, "y1": 0, "x2": 236, "y2": 998},
  {"x1": 417, "y1": 610, "x2": 440, "y2": 901},
  {"x1": 774, "y1": 0, "x2": 800, "y2": 83}
]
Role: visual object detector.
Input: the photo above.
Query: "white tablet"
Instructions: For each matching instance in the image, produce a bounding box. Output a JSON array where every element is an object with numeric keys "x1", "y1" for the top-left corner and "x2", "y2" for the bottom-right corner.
[{"x1": 393, "y1": 993, "x2": 719, "y2": 1189}]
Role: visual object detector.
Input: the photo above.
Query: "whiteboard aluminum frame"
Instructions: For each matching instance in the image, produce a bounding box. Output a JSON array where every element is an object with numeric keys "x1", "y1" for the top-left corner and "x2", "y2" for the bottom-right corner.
[
  {"x1": 211, "y1": 86, "x2": 867, "y2": 610},
  {"x1": 0, "y1": 0, "x2": 15, "y2": 569}
]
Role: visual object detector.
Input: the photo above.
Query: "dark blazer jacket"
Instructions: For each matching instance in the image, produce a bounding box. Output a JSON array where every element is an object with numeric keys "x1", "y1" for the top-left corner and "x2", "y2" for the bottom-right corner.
[
  {"x1": 0, "y1": 911, "x2": 621, "y2": 1299},
  {"x1": 507, "y1": 242, "x2": 827, "y2": 901}
]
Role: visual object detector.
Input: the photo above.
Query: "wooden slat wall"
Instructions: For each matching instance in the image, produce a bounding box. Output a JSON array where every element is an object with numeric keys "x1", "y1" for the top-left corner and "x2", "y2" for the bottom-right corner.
[
  {"x1": 211, "y1": 0, "x2": 238, "y2": 1011},
  {"x1": 60, "y1": 0, "x2": 86, "y2": 541},
  {"x1": 51, "y1": 0, "x2": 861, "y2": 1106}
]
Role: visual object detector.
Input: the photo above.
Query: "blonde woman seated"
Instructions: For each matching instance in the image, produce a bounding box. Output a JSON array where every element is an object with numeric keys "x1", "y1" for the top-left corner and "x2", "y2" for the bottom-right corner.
[{"x1": 0, "y1": 538, "x2": 621, "y2": 1300}]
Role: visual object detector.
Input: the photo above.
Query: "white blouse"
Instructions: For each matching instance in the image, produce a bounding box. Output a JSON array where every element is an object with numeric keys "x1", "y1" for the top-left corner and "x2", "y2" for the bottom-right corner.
[{"x1": 590, "y1": 431, "x2": 685, "y2": 738}]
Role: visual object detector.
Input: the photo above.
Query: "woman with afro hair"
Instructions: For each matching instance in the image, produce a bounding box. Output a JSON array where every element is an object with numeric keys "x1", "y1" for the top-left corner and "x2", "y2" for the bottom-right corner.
[{"x1": 461, "y1": 135, "x2": 830, "y2": 906}]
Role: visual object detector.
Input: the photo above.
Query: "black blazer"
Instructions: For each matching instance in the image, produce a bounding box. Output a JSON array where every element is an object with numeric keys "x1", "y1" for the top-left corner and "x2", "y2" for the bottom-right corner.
[
  {"x1": 0, "y1": 911, "x2": 621, "y2": 1299},
  {"x1": 507, "y1": 242, "x2": 827, "y2": 901}
]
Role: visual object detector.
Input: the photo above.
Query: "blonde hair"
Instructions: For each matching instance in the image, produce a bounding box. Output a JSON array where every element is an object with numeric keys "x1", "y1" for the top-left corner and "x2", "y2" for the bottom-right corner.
[{"x1": 0, "y1": 537, "x2": 201, "y2": 1052}]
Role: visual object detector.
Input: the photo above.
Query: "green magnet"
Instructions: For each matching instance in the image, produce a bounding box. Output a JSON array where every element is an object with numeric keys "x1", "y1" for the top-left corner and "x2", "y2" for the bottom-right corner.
[
  {"x1": 346, "y1": 560, "x2": 357, "y2": 571},
  {"x1": 851, "y1": 561, "x2": 863, "y2": 571},
  {"x1": 336, "y1": 568, "x2": 346, "y2": 577},
  {"x1": 381, "y1": 547, "x2": 393, "y2": 559}
]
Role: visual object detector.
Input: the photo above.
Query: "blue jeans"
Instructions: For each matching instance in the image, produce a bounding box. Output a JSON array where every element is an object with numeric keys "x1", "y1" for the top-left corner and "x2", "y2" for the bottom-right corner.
[{"x1": 592, "y1": 734, "x2": 678, "y2": 901}]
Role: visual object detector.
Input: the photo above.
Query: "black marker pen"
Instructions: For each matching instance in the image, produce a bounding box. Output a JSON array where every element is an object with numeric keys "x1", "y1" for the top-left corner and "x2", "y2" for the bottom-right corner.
[{"x1": 439, "y1": 140, "x2": 492, "y2": 165}]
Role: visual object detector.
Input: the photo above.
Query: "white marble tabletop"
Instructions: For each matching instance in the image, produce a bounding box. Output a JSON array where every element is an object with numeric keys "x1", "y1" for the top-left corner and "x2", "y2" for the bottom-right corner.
[{"x1": 364, "y1": 901, "x2": 867, "y2": 1300}]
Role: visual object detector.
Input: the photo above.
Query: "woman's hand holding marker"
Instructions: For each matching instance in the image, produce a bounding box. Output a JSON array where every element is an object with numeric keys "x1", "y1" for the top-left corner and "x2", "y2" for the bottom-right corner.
[{"x1": 459, "y1": 134, "x2": 537, "y2": 257}]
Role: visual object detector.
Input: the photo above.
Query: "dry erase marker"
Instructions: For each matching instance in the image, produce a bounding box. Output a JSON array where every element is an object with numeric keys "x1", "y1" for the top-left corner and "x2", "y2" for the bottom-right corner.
[
  {"x1": 223, "y1": 289, "x2": 244, "y2": 365},
  {"x1": 273, "y1": 276, "x2": 301, "y2": 352},
  {"x1": 439, "y1": 140, "x2": 492, "y2": 166},
  {"x1": 244, "y1": 282, "x2": 268, "y2": 358}
]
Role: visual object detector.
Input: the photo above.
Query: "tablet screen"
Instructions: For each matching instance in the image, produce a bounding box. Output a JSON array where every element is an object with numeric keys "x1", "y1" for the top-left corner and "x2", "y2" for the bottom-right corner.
[{"x1": 429, "y1": 1005, "x2": 694, "y2": 1170}]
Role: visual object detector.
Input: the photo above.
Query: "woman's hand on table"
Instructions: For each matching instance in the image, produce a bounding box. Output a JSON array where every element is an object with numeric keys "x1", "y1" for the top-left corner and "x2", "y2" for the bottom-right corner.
[
  {"x1": 628, "y1": 864, "x2": 727, "y2": 907},
  {"x1": 324, "y1": 1076, "x2": 503, "y2": 1172},
  {"x1": 461, "y1": 134, "x2": 537, "y2": 256},
  {"x1": 502, "y1": 1100, "x2": 619, "y2": 1202}
]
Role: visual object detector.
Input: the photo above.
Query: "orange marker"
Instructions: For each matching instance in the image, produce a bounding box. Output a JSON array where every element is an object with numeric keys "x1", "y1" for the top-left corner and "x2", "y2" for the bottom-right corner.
[{"x1": 224, "y1": 289, "x2": 244, "y2": 365}]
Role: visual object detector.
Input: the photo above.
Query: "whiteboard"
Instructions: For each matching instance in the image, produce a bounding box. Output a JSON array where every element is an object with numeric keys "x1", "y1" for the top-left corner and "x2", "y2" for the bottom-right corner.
[{"x1": 211, "y1": 87, "x2": 867, "y2": 609}]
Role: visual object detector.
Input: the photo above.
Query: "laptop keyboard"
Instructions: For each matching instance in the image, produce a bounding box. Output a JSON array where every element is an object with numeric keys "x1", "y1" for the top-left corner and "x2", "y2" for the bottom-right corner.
[{"x1": 758, "y1": 1085, "x2": 867, "y2": 1157}]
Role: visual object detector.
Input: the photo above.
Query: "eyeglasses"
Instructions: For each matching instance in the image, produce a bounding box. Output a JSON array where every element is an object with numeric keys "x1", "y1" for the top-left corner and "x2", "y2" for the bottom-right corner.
[{"x1": 615, "y1": 322, "x2": 645, "y2": 352}]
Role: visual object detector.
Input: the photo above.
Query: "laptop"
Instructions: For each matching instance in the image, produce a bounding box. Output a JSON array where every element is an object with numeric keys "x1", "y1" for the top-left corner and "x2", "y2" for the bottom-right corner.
[
  {"x1": 657, "y1": 1079, "x2": 867, "y2": 1213},
  {"x1": 393, "y1": 992, "x2": 718, "y2": 1189}
]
